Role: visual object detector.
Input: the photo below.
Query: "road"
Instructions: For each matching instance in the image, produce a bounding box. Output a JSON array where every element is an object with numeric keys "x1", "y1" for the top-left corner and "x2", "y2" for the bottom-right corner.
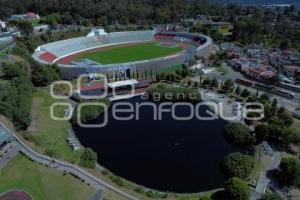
[
  {"x1": 255, "y1": 150, "x2": 281, "y2": 194},
  {"x1": 0, "y1": 123, "x2": 139, "y2": 200}
]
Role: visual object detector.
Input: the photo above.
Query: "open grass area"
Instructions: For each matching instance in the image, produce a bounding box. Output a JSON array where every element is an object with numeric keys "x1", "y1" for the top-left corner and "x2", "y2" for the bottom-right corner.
[
  {"x1": 24, "y1": 88, "x2": 82, "y2": 163},
  {"x1": 75, "y1": 42, "x2": 182, "y2": 64},
  {"x1": 0, "y1": 154, "x2": 95, "y2": 200}
]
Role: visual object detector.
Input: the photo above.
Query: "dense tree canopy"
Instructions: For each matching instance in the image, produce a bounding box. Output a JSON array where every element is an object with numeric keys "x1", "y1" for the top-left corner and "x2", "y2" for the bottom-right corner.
[
  {"x1": 277, "y1": 157, "x2": 300, "y2": 187},
  {"x1": 0, "y1": 62, "x2": 33, "y2": 130},
  {"x1": 224, "y1": 177, "x2": 250, "y2": 200},
  {"x1": 224, "y1": 123, "x2": 255, "y2": 146},
  {"x1": 0, "y1": 0, "x2": 217, "y2": 24},
  {"x1": 80, "y1": 148, "x2": 98, "y2": 168},
  {"x1": 223, "y1": 153, "x2": 255, "y2": 180}
]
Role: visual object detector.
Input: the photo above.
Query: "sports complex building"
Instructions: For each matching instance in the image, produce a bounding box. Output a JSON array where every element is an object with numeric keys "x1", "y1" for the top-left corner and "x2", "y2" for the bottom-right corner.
[{"x1": 33, "y1": 29, "x2": 213, "y2": 79}]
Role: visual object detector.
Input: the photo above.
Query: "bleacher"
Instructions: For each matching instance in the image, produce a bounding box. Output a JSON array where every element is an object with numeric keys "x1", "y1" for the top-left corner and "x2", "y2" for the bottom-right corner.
[{"x1": 34, "y1": 31, "x2": 154, "y2": 64}]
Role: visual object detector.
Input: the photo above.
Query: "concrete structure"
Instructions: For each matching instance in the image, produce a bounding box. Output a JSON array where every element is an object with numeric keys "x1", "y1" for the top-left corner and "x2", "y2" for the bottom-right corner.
[
  {"x1": 34, "y1": 24, "x2": 50, "y2": 32},
  {"x1": 10, "y1": 12, "x2": 40, "y2": 21},
  {"x1": 32, "y1": 30, "x2": 213, "y2": 79},
  {"x1": 87, "y1": 28, "x2": 108, "y2": 37}
]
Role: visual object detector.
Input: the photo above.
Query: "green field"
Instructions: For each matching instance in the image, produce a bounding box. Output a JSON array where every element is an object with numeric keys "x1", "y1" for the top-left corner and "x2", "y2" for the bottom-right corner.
[
  {"x1": 75, "y1": 42, "x2": 182, "y2": 64},
  {"x1": 25, "y1": 89, "x2": 82, "y2": 163},
  {"x1": 0, "y1": 154, "x2": 95, "y2": 200}
]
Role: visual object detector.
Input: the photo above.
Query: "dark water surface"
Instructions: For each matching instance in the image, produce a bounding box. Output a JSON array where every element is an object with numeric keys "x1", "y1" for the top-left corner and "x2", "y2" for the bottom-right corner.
[{"x1": 73, "y1": 97, "x2": 244, "y2": 193}]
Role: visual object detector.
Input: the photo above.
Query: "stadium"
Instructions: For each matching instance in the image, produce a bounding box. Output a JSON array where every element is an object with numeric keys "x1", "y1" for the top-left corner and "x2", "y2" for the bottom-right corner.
[{"x1": 33, "y1": 29, "x2": 213, "y2": 79}]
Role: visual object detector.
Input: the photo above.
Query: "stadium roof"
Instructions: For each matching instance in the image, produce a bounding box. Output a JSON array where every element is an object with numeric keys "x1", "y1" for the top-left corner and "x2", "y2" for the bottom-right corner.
[{"x1": 107, "y1": 79, "x2": 138, "y2": 88}]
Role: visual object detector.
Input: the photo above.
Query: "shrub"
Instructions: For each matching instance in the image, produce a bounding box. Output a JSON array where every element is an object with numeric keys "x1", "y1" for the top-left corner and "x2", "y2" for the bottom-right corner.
[{"x1": 223, "y1": 153, "x2": 255, "y2": 180}]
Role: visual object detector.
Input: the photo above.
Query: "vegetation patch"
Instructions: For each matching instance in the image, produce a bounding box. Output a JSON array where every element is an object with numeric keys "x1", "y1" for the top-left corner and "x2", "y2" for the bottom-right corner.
[
  {"x1": 75, "y1": 42, "x2": 182, "y2": 64},
  {"x1": 0, "y1": 154, "x2": 95, "y2": 200}
]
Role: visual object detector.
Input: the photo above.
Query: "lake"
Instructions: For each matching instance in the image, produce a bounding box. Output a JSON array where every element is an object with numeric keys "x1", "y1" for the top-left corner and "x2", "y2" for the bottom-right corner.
[{"x1": 73, "y1": 97, "x2": 244, "y2": 193}]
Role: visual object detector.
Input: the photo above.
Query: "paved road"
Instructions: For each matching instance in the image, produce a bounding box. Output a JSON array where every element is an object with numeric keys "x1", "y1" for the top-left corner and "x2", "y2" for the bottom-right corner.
[
  {"x1": 0, "y1": 123, "x2": 139, "y2": 200},
  {"x1": 255, "y1": 150, "x2": 281, "y2": 194},
  {"x1": 0, "y1": 141, "x2": 20, "y2": 170}
]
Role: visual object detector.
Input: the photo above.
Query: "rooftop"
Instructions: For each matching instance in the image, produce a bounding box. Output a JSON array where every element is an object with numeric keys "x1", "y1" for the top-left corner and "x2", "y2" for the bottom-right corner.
[{"x1": 107, "y1": 79, "x2": 139, "y2": 88}]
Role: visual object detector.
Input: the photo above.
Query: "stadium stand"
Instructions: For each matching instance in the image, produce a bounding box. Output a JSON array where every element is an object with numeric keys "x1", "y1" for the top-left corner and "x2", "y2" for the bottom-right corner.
[
  {"x1": 32, "y1": 30, "x2": 212, "y2": 79},
  {"x1": 33, "y1": 31, "x2": 154, "y2": 64}
]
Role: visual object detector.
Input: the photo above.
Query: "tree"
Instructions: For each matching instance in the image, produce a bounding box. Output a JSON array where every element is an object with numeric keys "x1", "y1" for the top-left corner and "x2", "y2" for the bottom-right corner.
[
  {"x1": 80, "y1": 148, "x2": 98, "y2": 168},
  {"x1": 277, "y1": 157, "x2": 300, "y2": 187},
  {"x1": 224, "y1": 123, "x2": 255, "y2": 146},
  {"x1": 223, "y1": 153, "x2": 255, "y2": 180},
  {"x1": 222, "y1": 80, "x2": 234, "y2": 94},
  {"x1": 14, "y1": 20, "x2": 33, "y2": 36},
  {"x1": 202, "y1": 78, "x2": 211, "y2": 87},
  {"x1": 235, "y1": 86, "x2": 241, "y2": 95},
  {"x1": 73, "y1": 98, "x2": 110, "y2": 123},
  {"x1": 211, "y1": 78, "x2": 219, "y2": 88},
  {"x1": 224, "y1": 177, "x2": 250, "y2": 200},
  {"x1": 241, "y1": 89, "x2": 251, "y2": 98},
  {"x1": 277, "y1": 108, "x2": 293, "y2": 127},
  {"x1": 255, "y1": 124, "x2": 269, "y2": 143},
  {"x1": 259, "y1": 192, "x2": 283, "y2": 200},
  {"x1": 272, "y1": 98, "x2": 278, "y2": 114},
  {"x1": 260, "y1": 93, "x2": 269, "y2": 103},
  {"x1": 2, "y1": 62, "x2": 26, "y2": 78}
]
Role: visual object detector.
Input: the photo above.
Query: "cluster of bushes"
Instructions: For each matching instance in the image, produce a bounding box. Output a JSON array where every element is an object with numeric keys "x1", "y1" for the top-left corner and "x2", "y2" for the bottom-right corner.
[
  {"x1": 0, "y1": 62, "x2": 33, "y2": 130},
  {"x1": 224, "y1": 91, "x2": 299, "y2": 148},
  {"x1": 79, "y1": 148, "x2": 97, "y2": 169},
  {"x1": 222, "y1": 152, "x2": 255, "y2": 180},
  {"x1": 71, "y1": 98, "x2": 110, "y2": 124},
  {"x1": 224, "y1": 123, "x2": 255, "y2": 146},
  {"x1": 148, "y1": 83, "x2": 201, "y2": 103},
  {"x1": 29, "y1": 59, "x2": 61, "y2": 86},
  {"x1": 277, "y1": 157, "x2": 300, "y2": 188}
]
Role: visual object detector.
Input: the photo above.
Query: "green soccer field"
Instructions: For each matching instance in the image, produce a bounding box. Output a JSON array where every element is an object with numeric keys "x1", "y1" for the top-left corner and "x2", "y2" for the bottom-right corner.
[{"x1": 75, "y1": 42, "x2": 182, "y2": 64}]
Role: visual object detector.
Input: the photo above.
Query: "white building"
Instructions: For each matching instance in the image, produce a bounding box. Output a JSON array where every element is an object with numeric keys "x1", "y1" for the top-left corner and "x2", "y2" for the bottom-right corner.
[
  {"x1": 0, "y1": 20, "x2": 6, "y2": 30},
  {"x1": 87, "y1": 28, "x2": 108, "y2": 37}
]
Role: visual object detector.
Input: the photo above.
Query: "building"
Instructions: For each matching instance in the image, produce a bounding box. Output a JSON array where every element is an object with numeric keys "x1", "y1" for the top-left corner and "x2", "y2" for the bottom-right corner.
[
  {"x1": 244, "y1": 66, "x2": 277, "y2": 81},
  {"x1": 283, "y1": 65, "x2": 300, "y2": 78},
  {"x1": 0, "y1": 30, "x2": 20, "y2": 42},
  {"x1": 10, "y1": 12, "x2": 40, "y2": 21}
]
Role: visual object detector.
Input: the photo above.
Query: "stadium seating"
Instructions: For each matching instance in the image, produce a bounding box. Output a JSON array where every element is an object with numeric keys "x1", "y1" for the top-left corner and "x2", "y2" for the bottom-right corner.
[{"x1": 34, "y1": 31, "x2": 154, "y2": 63}]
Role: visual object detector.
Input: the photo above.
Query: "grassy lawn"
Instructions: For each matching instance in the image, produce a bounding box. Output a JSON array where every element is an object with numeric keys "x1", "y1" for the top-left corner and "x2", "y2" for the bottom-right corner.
[
  {"x1": 0, "y1": 154, "x2": 95, "y2": 200},
  {"x1": 76, "y1": 42, "x2": 182, "y2": 64},
  {"x1": 24, "y1": 88, "x2": 82, "y2": 163}
]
